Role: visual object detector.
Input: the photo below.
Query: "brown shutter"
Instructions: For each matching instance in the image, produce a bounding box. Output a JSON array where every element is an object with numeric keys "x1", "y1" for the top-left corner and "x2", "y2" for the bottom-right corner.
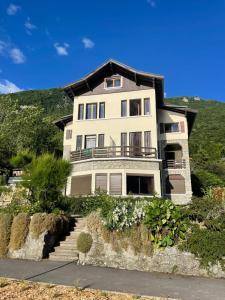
[
  {"x1": 76, "y1": 135, "x2": 82, "y2": 150},
  {"x1": 144, "y1": 131, "x2": 151, "y2": 148},
  {"x1": 160, "y1": 123, "x2": 164, "y2": 134},
  {"x1": 95, "y1": 173, "x2": 107, "y2": 191},
  {"x1": 110, "y1": 174, "x2": 122, "y2": 195},
  {"x1": 180, "y1": 121, "x2": 185, "y2": 133},
  {"x1": 71, "y1": 175, "x2": 92, "y2": 195},
  {"x1": 98, "y1": 134, "x2": 104, "y2": 148}
]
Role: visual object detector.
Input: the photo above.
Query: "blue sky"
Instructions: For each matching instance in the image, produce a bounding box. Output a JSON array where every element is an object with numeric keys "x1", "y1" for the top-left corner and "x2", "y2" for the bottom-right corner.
[{"x1": 0, "y1": 0, "x2": 224, "y2": 101}]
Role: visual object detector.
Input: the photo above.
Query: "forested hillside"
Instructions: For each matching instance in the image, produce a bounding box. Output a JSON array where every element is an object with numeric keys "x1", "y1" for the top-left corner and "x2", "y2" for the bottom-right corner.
[{"x1": 0, "y1": 90, "x2": 224, "y2": 193}]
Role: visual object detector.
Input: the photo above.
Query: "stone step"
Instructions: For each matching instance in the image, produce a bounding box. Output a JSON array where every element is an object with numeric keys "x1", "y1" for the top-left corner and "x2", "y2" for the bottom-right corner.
[
  {"x1": 49, "y1": 254, "x2": 78, "y2": 262},
  {"x1": 53, "y1": 248, "x2": 78, "y2": 255},
  {"x1": 56, "y1": 244, "x2": 77, "y2": 250},
  {"x1": 59, "y1": 241, "x2": 77, "y2": 247}
]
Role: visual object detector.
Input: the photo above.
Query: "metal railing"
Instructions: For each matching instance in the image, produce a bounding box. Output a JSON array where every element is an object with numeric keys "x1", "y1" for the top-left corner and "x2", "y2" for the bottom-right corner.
[
  {"x1": 163, "y1": 159, "x2": 186, "y2": 169},
  {"x1": 71, "y1": 146, "x2": 157, "y2": 162}
]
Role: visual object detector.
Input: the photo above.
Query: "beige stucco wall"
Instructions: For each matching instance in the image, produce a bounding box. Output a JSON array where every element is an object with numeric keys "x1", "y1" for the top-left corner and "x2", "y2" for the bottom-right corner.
[
  {"x1": 157, "y1": 109, "x2": 188, "y2": 140},
  {"x1": 71, "y1": 88, "x2": 158, "y2": 152}
]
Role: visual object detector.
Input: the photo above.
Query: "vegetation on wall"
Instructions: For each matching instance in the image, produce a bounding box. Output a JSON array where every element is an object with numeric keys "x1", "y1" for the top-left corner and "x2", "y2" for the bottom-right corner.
[
  {"x1": 0, "y1": 213, "x2": 13, "y2": 257},
  {"x1": 9, "y1": 213, "x2": 30, "y2": 251},
  {"x1": 77, "y1": 232, "x2": 93, "y2": 254}
]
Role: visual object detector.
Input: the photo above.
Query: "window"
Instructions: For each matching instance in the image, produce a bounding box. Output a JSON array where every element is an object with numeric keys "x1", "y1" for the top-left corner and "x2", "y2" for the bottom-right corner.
[
  {"x1": 105, "y1": 76, "x2": 122, "y2": 89},
  {"x1": 129, "y1": 132, "x2": 142, "y2": 156},
  {"x1": 95, "y1": 173, "x2": 107, "y2": 192},
  {"x1": 144, "y1": 98, "x2": 150, "y2": 115},
  {"x1": 98, "y1": 134, "x2": 104, "y2": 148},
  {"x1": 66, "y1": 129, "x2": 72, "y2": 140},
  {"x1": 110, "y1": 174, "x2": 122, "y2": 195},
  {"x1": 144, "y1": 131, "x2": 151, "y2": 148},
  {"x1": 127, "y1": 175, "x2": 154, "y2": 195},
  {"x1": 164, "y1": 123, "x2": 179, "y2": 133},
  {"x1": 121, "y1": 132, "x2": 127, "y2": 156},
  {"x1": 85, "y1": 135, "x2": 96, "y2": 149},
  {"x1": 99, "y1": 102, "x2": 105, "y2": 118},
  {"x1": 86, "y1": 103, "x2": 97, "y2": 119},
  {"x1": 76, "y1": 135, "x2": 82, "y2": 150},
  {"x1": 130, "y1": 99, "x2": 141, "y2": 116},
  {"x1": 78, "y1": 104, "x2": 84, "y2": 120},
  {"x1": 71, "y1": 175, "x2": 92, "y2": 195},
  {"x1": 121, "y1": 100, "x2": 127, "y2": 117}
]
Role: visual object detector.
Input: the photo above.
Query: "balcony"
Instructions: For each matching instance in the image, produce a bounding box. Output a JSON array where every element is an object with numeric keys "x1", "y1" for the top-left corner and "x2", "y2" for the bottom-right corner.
[
  {"x1": 71, "y1": 146, "x2": 157, "y2": 162},
  {"x1": 163, "y1": 159, "x2": 186, "y2": 169}
]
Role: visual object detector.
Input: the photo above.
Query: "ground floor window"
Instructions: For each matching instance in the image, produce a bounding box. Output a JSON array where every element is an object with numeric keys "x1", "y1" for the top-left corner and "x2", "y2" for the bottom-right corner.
[
  {"x1": 110, "y1": 173, "x2": 122, "y2": 195},
  {"x1": 71, "y1": 175, "x2": 92, "y2": 195},
  {"x1": 95, "y1": 173, "x2": 107, "y2": 192},
  {"x1": 166, "y1": 174, "x2": 185, "y2": 194},
  {"x1": 127, "y1": 175, "x2": 154, "y2": 195}
]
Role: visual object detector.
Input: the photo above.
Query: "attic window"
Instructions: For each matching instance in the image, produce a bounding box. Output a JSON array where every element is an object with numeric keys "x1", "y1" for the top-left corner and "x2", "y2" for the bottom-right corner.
[{"x1": 105, "y1": 76, "x2": 122, "y2": 89}]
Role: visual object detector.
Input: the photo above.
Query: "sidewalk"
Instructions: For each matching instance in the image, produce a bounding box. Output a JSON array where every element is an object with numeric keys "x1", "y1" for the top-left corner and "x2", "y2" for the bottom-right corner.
[{"x1": 0, "y1": 259, "x2": 224, "y2": 300}]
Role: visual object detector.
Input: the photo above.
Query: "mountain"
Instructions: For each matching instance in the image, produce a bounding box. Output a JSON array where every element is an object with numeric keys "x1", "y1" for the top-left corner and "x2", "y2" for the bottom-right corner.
[{"x1": 0, "y1": 90, "x2": 224, "y2": 191}]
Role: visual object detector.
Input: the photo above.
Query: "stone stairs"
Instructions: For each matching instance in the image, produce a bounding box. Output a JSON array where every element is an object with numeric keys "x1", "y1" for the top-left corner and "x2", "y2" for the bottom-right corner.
[{"x1": 48, "y1": 216, "x2": 85, "y2": 262}]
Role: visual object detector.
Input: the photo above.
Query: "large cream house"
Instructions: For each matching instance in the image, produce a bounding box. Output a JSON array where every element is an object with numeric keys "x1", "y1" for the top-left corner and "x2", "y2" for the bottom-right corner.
[{"x1": 55, "y1": 60, "x2": 197, "y2": 204}]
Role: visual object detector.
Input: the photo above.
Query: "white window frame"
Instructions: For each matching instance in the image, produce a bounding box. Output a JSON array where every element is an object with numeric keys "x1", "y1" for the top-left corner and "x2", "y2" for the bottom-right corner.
[{"x1": 104, "y1": 76, "x2": 123, "y2": 89}]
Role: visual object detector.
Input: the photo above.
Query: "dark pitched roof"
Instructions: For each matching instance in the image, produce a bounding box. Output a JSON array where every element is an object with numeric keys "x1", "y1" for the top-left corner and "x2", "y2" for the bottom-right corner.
[
  {"x1": 63, "y1": 59, "x2": 164, "y2": 105},
  {"x1": 160, "y1": 105, "x2": 198, "y2": 135},
  {"x1": 53, "y1": 114, "x2": 73, "y2": 130}
]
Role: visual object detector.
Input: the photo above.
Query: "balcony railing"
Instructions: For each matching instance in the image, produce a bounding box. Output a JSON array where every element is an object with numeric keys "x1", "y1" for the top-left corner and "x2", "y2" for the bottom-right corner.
[
  {"x1": 71, "y1": 146, "x2": 157, "y2": 162},
  {"x1": 163, "y1": 159, "x2": 186, "y2": 169}
]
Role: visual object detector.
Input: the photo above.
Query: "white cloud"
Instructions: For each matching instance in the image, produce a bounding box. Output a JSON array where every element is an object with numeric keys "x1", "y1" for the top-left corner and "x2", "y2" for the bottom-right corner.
[
  {"x1": 147, "y1": 0, "x2": 156, "y2": 7},
  {"x1": 82, "y1": 37, "x2": 95, "y2": 49},
  {"x1": 0, "y1": 79, "x2": 23, "y2": 94},
  {"x1": 7, "y1": 3, "x2": 21, "y2": 15},
  {"x1": 24, "y1": 17, "x2": 37, "y2": 35},
  {"x1": 0, "y1": 41, "x2": 7, "y2": 54},
  {"x1": 54, "y1": 43, "x2": 69, "y2": 56},
  {"x1": 9, "y1": 48, "x2": 26, "y2": 64}
]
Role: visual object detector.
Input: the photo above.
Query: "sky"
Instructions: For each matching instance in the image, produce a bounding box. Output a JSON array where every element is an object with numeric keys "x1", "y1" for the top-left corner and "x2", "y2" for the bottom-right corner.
[{"x1": 0, "y1": 0, "x2": 224, "y2": 101}]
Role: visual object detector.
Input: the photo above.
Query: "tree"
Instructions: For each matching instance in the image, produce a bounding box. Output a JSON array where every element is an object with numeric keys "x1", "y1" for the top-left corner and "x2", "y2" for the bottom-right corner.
[{"x1": 22, "y1": 153, "x2": 71, "y2": 212}]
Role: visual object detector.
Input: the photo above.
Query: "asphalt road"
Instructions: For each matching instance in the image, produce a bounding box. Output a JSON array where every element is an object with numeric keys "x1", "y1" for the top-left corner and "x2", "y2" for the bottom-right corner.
[{"x1": 0, "y1": 259, "x2": 224, "y2": 300}]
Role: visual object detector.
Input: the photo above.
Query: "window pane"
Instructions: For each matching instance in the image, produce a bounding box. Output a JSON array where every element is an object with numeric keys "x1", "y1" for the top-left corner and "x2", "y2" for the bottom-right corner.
[
  {"x1": 95, "y1": 174, "x2": 107, "y2": 192},
  {"x1": 98, "y1": 134, "x2": 104, "y2": 147},
  {"x1": 165, "y1": 123, "x2": 179, "y2": 133},
  {"x1": 106, "y1": 79, "x2": 113, "y2": 88},
  {"x1": 66, "y1": 129, "x2": 72, "y2": 140},
  {"x1": 121, "y1": 133, "x2": 127, "y2": 156},
  {"x1": 114, "y1": 79, "x2": 121, "y2": 87},
  {"x1": 99, "y1": 102, "x2": 105, "y2": 118},
  {"x1": 110, "y1": 174, "x2": 122, "y2": 195},
  {"x1": 76, "y1": 135, "x2": 82, "y2": 150},
  {"x1": 144, "y1": 98, "x2": 150, "y2": 115},
  {"x1": 130, "y1": 99, "x2": 141, "y2": 116},
  {"x1": 121, "y1": 100, "x2": 127, "y2": 117},
  {"x1": 93, "y1": 103, "x2": 97, "y2": 119},
  {"x1": 86, "y1": 103, "x2": 97, "y2": 119},
  {"x1": 78, "y1": 104, "x2": 84, "y2": 120},
  {"x1": 144, "y1": 131, "x2": 151, "y2": 148},
  {"x1": 85, "y1": 135, "x2": 96, "y2": 149}
]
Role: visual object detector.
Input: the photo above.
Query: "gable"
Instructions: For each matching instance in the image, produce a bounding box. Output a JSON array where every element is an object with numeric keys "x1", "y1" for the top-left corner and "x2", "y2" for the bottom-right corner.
[{"x1": 64, "y1": 59, "x2": 164, "y2": 106}]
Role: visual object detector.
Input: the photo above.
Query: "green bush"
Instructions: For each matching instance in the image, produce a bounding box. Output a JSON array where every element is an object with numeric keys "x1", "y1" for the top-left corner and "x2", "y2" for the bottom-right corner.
[
  {"x1": 22, "y1": 153, "x2": 71, "y2": 212},
  {"x1": 179, "y1": 225, "x2": 225, "y2": 268},
  {"x1": 77, "y1": 232, "x2": 93, "y2": 254},
  {"x1": 144, "y1": 199, "x2": 188, "y2": 247},
  {"x1": 9, "y1": 213, "x2": 30, "y2": 250},
  {"x1": 0, "y1": 213, "x2": 13, "y2": 257},
  {"x1": 10, "y1": 150, "x2": 35, "y2": 168}
]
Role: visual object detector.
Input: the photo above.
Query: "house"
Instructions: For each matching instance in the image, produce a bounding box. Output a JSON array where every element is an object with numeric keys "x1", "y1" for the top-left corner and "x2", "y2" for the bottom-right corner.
[{"x1": 54, "y1": 59, "x2": 197, "y2": 204}]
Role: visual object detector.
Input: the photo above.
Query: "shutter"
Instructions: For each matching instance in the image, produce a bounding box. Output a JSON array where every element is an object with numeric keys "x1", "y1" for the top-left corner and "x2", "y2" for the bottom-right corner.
[
  {"x1": 144, "y1": 131, "x2": 151, "y2": 148},
  {"x1": 160, "y1": 123, "x2": 164, "y2": 134},
  {"x1": 98, "y1": 134, "x2": 104, "y2": 148},
  {"x1": 121, "y1": 133, "x2": 127, "y2": 156},
  {"x1": 95, "y1": 173, "x2": 107, "y2": 191},
  {"x1": 110, "y1": 174, "x2": 122, "y2": 195},
  {"x1": 66, "y1": 129, "x2": 72, "y2": 140},
  {"x1": 76, "y1": 135, "x2": 82, "y2": 150},
  {"x1": 71, "y1": 175, "x2": 92, "y2": 195},
  {"x1": 180, "y1": 121, "x2": 185, "y2": 133}
]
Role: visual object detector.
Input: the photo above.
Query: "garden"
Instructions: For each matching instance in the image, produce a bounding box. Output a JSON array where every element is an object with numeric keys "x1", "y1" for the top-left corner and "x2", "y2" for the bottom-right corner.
[{"x1": 0, "y1": 151, "x2": 225, "y2": 275}]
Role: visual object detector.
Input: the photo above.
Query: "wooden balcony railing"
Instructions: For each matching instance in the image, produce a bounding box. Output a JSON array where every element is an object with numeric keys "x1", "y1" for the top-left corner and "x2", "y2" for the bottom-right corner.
[
  {"x1": 163, "y1": 159, "x2": 186, "y2": 169},
  {"x1": 71, "y1": 146, "x2": 157, "y2": 162}
]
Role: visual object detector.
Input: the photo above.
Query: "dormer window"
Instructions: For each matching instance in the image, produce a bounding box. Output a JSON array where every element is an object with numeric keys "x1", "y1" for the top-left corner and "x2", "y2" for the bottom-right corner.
[{"x1": 105, "y1": 76, "x2": 122, "y2": 89}]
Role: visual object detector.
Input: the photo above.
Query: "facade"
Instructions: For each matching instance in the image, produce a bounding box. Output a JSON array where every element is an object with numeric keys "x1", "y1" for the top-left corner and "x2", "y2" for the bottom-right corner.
[{"x1": 55, "y1": 60, "x2": 197, "y2": 204}]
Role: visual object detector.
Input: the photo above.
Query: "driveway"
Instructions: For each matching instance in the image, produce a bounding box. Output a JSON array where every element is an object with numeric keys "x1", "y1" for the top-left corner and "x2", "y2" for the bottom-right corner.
[{"x1": 0, "y1": 259, "x2": 224, "y2": 300}]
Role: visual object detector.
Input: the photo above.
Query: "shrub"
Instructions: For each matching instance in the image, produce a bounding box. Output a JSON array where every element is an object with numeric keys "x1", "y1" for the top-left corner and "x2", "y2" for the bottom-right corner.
[
  {"x1": 22, "y1": 153, "x2": 71, "y2": 212},
  {"x1": 29, "y1": 213, "x2": 69, "y2": 239},
  {"x1": 144, "y1": 198, "x2": 188, "y2": 247},
  {"x1": 9, "y1": 213, "x2": 30, "y2": 250},
  {"x1": 0, "y1": 213, "x2": 13, "y2": 257},
  {"x1": 179, "y1": 225, "x2": 225, "y2": 268},
  {"x1": 102, "y1": 198, "x2": 149, "y2": 230},
  {"x1": 77, "y1": 232, "x2": 93, "y2": 253},
  {"x1": 10, "y1": 150, "x2": 35, "y2": 168}
]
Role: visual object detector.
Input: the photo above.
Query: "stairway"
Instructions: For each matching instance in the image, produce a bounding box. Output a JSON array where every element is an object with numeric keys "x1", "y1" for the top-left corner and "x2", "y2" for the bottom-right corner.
[{"x1": 48, "y1": 216, "x2": 85, "y2": 262}]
